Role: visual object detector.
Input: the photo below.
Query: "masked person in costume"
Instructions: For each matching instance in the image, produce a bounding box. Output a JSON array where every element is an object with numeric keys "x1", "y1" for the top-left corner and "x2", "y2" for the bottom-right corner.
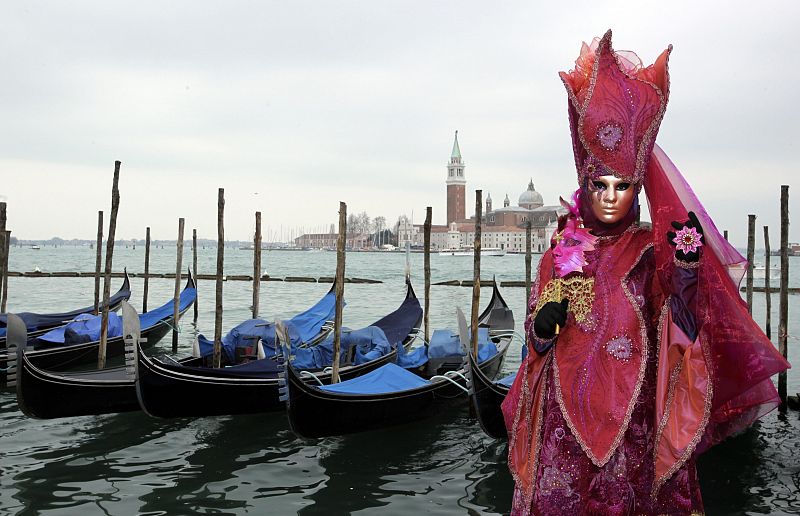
[{"x1": 501, "y1": 30, "x2": 790, "y2": 515}]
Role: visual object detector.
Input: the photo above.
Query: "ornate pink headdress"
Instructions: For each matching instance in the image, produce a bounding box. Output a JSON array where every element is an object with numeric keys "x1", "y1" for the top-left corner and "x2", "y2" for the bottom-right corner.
[{"x1": 559, "y1": 30, "x2": 672, "y2": 185}]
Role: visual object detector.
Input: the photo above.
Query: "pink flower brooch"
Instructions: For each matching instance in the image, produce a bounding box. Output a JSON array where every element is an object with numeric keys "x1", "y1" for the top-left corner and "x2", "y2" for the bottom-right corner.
[{"x1": 672, "y1": 226, "x2": 704, "y2": 255}]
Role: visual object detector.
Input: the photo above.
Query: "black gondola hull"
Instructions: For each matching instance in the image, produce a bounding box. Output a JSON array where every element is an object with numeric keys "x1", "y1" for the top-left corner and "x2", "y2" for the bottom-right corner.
[
  {"x1": 135, "y1": 282, "x2": 423, "y2": 418},
  {"x1": 286, "y1": 340, "x2": 508, "y2": 438},
  {"x1": 16, "y1": 354, "x2": 139, "y2": 419},
  {"x1": 136, "y1": 339, "x2": 405, "y2": 418},
  {"x1": 466, "y1": 348, "x2": 510, "y2": 440},
  {"x1": 287, "y1": 368, "x2": 439, "y2": 438},
  {"x1": 1, "y1": 274, "x2": 192, "y2": 387},
  {"x1": 285, "y1": 282, "x2": 514, "y2": 438},
  {"x1": 10, "y1": 280, "x2": 197, "y2": 416},
  {"x1": 0, "y1": 272, "x2": 132, "y2": 345}
]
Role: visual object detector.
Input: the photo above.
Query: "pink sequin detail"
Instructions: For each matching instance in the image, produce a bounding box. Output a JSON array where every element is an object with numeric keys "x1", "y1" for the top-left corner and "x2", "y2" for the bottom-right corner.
[
  {"x1": 597, "y1": 121, "x2": 623, "y2": 151},
  {"x1": 605, "y1": 336, "x2": 633, "y2": 361}
]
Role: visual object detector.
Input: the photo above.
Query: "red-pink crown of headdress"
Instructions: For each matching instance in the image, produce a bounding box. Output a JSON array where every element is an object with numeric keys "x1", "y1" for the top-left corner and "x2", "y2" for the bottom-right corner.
[{"x1": 560, "y1": 30, "x2": 672, "y2": 185}]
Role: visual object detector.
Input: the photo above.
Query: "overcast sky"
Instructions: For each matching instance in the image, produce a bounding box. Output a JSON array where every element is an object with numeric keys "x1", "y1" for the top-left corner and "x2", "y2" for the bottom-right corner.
[{"x1": 1, "y1": 0, "x2": 797, "y2": 247}]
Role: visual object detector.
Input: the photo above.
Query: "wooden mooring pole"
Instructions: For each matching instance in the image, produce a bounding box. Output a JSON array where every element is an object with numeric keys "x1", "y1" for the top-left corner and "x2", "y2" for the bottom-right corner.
[
  {"x1": 0, "y1": 202, "x2": 6, "y2": 312},
  {"x1": 0, "y1": 230, "x2": 8, "y2": 313},
  {"x1": 0, "y1": 202, "x2": 7, "y2": 313},
  {"x1": 143, "y1": 227, "x2": 151, "y2": 313},
  {"x1": 192, "y1": 228, "x2": 198, "y2": 322},
  {"x1": 764, "y1": 226, "x2": 772, "y2": 340},
  {"x1": 253, "y1": 212, "x2": 262, "y2": 319},
  {"x1": 778, "y1": 185, "x2": 789, "y2": 408},
  {"x1": 331, "y1": 202, "x2": 347, "y2": 384},
  {"x1": 423, "y1": 207, "x2": 432, "y2": 344},
  {"x1": 94, "y1": 211, "x2": 103, "y2": 315},
  {"x1": 98, "y1": 160, "x2": 121, "y2": 369},
  {"x1": 525, "y1": 220, "x2": 532, "y2": 317},
  {"x1": 470, "y1": 190, "x2": 482, "y2": 359},
  {"x1": 213, "y1": 188, "x2": 225, "y2": 369},
  {"x1": 172, "y1": 217, "x2": 185, "y2": 353},
  {"x1": 746, "y1": 214, "x2": 756, "y2": 314}
]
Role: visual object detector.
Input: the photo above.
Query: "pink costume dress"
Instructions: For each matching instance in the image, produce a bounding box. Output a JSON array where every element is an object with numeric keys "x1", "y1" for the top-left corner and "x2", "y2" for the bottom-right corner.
[{"x1": 501, "y1": 31, "x2": 790, "y2": 515}]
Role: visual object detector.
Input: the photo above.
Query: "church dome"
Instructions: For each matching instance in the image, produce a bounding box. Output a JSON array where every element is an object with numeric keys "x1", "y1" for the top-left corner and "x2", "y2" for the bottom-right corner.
[{"x1": 518, "y1": 179, "x2": 543, "y2": 208}]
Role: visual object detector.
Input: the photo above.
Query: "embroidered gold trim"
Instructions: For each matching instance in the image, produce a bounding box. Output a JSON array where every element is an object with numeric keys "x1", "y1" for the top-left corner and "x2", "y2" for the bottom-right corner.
[
  {"x1": 535, "y1": 276, "x2": 595, "y2": 325},
  {"x1": 510, "y1": 253, "x2": 548, "y2": 514},
  {"x1": 673, "y1": 255, "x2": 700, "y2": 269}
]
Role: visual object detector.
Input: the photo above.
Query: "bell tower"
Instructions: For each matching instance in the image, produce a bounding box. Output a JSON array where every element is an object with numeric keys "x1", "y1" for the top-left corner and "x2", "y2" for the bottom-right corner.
[{"x1": 446, "y1": 130, "x2": 466, "y2": 223}]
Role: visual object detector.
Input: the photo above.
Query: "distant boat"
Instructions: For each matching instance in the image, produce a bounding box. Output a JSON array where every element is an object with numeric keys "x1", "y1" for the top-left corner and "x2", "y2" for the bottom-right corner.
[
  {"x1": 438, "y1": 247, "x2": 506, "y2": 257},
  {"x1": 29, "y1": 245, "x2": 41, "y2": 250},
  {"x1": 753, "y1": 266, "x2": 780, "y2": 279}
]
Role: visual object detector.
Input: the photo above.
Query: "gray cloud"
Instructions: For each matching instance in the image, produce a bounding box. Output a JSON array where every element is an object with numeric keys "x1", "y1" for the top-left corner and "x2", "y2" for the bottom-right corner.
[{"x1": 0, "y1": 0, "x2": 797, "y2": 247}]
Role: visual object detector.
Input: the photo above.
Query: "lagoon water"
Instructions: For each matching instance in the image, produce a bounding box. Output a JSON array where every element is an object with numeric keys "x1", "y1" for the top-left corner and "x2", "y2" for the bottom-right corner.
[{"x1": 1, "y1": 245, "x2": 799, "y2": 515}]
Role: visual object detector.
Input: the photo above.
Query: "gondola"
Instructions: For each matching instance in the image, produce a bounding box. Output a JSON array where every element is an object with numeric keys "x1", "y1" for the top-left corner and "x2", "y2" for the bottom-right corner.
[
  {"x1": 284, "y1": 281, "x2": 514, "y2": 438},
  {"x1": 191, "y1": 282, "x2": 338, "y2": 366},
  {"x1": 132, "y1": 280, "x2": 422, "y2": 418},
  {"x1": 0, "y1": 270, "x2": 132, "y2": 345},
  {"x1": 0, "y1": 272, "x2": 137, "y2": 387},
  {"x1": 9, "y1": 275, "x2": 339, "y2": 419},
  {"x1": 10, "y1": 300, "x2": 145, "y2": 417},
  {"x1": 465, "y1": 332, "x2": 517, "y2": 440},
  {"x1": 9, "y1": 275, "x2": 197, "y2": 417}
]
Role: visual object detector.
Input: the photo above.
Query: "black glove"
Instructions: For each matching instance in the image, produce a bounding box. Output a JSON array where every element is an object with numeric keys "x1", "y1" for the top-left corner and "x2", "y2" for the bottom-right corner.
[
  {"x1": 667, "y1": 211, "x2": 705, "y2": 262},
  {"x1": 533, "y1": 299, "x2": 569, "y2": 339}
]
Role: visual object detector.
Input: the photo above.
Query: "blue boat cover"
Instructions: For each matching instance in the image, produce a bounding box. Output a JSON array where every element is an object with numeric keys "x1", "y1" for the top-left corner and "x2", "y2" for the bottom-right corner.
[
  {"x1": 370, "y1": 295, "x2": 422, "y2": 347},
  {"x1": 292, "y1": 326, "x2": 392, "y2": 370},
  {"x1": 427, "y1": 327, "x2": 497, "y2": 362},
  {"x1": 170, "y1": 326, "x2": 393, "y2": 380},
  {"x1": 497, "y1": 372, "x2": 517, "y2": 388},
  {"x1": 197, "y1": 318, "x2": 276, "y2": 363},
  {"x1": 196, "y1": 291, "x2": 337, "y2": 363},
  {"x1": 36, "y1": 287, "x2": 196, "y2": 345},
  {"x1": 428, "y1": 329, "x2": 461, "y2": 358},
  {"x1": 38, "y1": 313, "x2": 124, "y2": 344},
  {"x1": 0, "y1": 277, "x2": 132, "y2": 337},
  {"x1": 351, "y1": 326, "x2": 393, "y2": 364},
  {"x1": 319, "y1": 363, "x2": 430, "y2": 395},
  {"x1": 395, "y1": 342, "x2": 429, "y2": 368}
]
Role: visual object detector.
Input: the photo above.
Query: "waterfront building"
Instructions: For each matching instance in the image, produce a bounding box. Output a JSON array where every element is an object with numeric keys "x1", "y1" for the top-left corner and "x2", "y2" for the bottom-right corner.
[
  {"x1": 296, "y1": 132, "x2": 566, "y2": 252},
  {"x1": 428, "y1": 131, "x2": 566, "y2": 253}
]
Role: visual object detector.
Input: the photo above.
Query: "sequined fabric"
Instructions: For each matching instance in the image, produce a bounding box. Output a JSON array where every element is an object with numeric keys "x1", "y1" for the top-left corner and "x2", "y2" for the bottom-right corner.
[
  {"x1": 510, "y1": 245, "x2": 705, "y2": 515},
  {"x1": 559, "y1": 30, "x2": 671, "y2": 185}
]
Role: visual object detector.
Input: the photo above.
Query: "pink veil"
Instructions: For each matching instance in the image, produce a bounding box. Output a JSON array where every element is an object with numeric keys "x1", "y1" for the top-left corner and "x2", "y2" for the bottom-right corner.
[{"x1": 645, "y1": 143, "x2": 790, "y2": 449}]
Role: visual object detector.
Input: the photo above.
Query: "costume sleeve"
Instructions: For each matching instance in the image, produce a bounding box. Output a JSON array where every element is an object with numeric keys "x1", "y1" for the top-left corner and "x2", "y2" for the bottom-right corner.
[
  {"x1": 525, "y1": 250, "x2": 556, "y2": 355},
  {"x1": 668, "y1": 259, "x2": 699, "y2": 341},
  {"x1": 531, "y1": 333, "x2": 556, "y2": 354}
]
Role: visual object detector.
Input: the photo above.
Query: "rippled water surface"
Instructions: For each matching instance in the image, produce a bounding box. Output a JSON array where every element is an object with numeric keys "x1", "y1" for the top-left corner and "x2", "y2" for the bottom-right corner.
[{"x1": 1, "y1": 247, "x2": 798, "y2": 514}]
